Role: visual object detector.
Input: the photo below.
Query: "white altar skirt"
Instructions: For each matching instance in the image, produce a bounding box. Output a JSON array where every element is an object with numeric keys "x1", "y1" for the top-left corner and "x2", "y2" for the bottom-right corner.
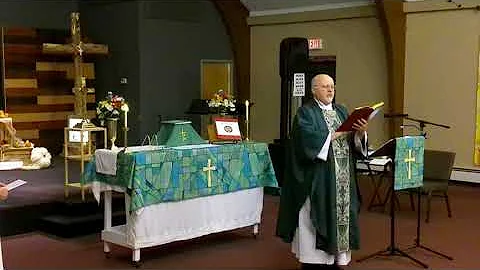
[{"x1": 125, "y1": 187, "x2": 264, "y2": 247}]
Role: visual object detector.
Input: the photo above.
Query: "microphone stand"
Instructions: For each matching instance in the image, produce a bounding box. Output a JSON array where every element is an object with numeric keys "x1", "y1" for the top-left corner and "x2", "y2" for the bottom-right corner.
[{"x1": 402, "y1": 117, "x2": 453, "y2": 261}]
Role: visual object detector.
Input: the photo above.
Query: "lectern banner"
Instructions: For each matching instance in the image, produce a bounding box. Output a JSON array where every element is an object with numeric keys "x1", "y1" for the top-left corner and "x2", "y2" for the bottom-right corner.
[{"x1": 394, "y1": 136, "x2": 424, "y2": 190}]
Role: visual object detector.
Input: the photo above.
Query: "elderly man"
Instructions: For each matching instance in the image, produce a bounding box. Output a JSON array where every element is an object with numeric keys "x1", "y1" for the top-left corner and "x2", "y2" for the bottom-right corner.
[{"x1": 276, "y1": 74, "x2": 368, "y2": 270}]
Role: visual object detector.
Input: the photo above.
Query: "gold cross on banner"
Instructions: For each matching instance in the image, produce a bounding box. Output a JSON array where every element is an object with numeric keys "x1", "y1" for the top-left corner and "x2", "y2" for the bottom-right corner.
[
  {"x1": 180, "y1": 128, "x2": 188, "y2": 142},
  {"x1": 404, "y1": 149, "x2": 416, "y2": 179},
  {"x1": 202, "y1": 159, "x2": 216, "y2": 187}
]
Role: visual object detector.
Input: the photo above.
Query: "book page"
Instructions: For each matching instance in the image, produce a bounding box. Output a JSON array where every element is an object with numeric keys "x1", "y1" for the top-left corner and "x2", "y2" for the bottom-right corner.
[
  {"x1": 6, "y1": 179, "x2": 27, "y2": 191},
  {"x1": 368, "y1": 108, "x2": 381, "y2": 120}
]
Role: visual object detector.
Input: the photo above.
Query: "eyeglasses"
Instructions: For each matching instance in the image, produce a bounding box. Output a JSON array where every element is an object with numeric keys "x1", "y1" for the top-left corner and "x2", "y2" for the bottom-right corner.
[{"x1": 312, "y1": 84, "x2": 335, "y2": 90}]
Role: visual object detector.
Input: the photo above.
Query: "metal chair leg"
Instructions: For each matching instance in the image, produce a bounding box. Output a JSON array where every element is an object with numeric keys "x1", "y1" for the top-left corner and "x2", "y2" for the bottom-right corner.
[
  {"x1": 409, "y1": 191, "x2": 415, "y2": 211},
  {"x1": 444, "y1": 192, "x2": 452, "y2": 218},
  {"x1": 425, "y1": 191, "x2": 433, "y2": 223}
]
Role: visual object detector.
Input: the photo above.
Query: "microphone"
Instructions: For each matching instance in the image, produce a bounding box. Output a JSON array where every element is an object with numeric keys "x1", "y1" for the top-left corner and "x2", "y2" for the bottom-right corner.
[{"x1": 384, "y1": 113, "x2": 408, "y2": 118}]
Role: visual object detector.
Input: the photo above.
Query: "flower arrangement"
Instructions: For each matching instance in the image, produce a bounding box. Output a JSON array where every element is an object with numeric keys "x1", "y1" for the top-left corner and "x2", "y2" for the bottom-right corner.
[
  {"x1": 96, "y1": 92, "x2": 129, "y2": 123},
  {"x1": 207, "y1": 89, "x2": 236, "y2": 114}
]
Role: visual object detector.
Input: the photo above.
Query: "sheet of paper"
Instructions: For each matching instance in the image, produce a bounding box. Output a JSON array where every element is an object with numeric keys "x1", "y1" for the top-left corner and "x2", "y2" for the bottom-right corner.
[{"x1": 6, "y1": 179, "x2": 27, "y2": 191}]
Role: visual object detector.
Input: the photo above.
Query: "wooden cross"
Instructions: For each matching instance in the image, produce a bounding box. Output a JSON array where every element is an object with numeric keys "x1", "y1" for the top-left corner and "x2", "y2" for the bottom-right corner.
[
  {"x1": 404, "y1": 149, "x2": 416, "y2": 179},
  {"x1": 42, "y1": 12, "x2": 108, "y2": 120},
  {"x1": 202, "y1": 159, "x2": 216, "y2": 187}
]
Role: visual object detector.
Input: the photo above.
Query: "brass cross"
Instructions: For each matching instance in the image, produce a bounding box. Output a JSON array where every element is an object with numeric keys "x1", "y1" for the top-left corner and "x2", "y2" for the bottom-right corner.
[
  {"x1": 180, "y1": 128, "x2": 188, "y2": 142},
  {"x1": 404, "y1": 149, "x2": 416, "y2": 179},
  {"x1": 42, "y1": 12, "x2": 108, "y2": 120},
  {"x1": 202, "y1": 159, "x2": 216, "y2": 187}
]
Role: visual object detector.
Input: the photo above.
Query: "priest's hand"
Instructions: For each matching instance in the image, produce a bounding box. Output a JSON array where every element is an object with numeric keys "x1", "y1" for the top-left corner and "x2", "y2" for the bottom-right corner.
[
  {"x1": 0, "y1": 184, "x2": 8, "y2": 201},
  {"x1": 332, "y1": 131, "x2": 348, "y2": 140},
  {"x1": 353, "y1": 118, "x2": 368, "y2": 133}
]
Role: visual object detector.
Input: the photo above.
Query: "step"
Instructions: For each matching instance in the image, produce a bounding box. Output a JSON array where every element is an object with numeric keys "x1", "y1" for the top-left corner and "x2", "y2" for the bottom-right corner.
[
  {"x1": 37, "y1": 210, "x2": 126, "y2": 238},
  {"x1": 53, "y1": 194, "x2": 126, "y2": 216}
]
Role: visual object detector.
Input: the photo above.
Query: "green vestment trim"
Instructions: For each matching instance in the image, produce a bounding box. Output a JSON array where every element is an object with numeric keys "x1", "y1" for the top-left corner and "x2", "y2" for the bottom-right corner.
[{"x1": 323, "y1": 109, "x2": 350, "y2": 252}]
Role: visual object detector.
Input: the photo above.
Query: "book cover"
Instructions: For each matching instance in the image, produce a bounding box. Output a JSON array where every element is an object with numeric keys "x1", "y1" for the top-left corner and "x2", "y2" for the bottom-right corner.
[{"x1": 336, "y1": 101, "x2": 384, "y2": 132}]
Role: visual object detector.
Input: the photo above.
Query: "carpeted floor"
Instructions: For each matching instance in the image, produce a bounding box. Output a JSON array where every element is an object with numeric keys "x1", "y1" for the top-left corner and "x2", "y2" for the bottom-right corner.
[
  {"x1": 0, "y1": 156, "x2": 81, "y2": 208},
  {"x1": 1, "y1": 176, "x2": 479, "y2": 269}
]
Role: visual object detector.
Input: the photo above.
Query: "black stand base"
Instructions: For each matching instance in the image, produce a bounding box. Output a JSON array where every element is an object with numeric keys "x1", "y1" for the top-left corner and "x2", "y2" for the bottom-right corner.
[
  {"x1": 357, "y1": 246, "x2": 428, "y2": 268},
  {"x1": 404, "y1": 241, "x2": 454, "y2": 261},
  {"x1": 404, "y1": 190, "x2": 454, "y2": 261}
]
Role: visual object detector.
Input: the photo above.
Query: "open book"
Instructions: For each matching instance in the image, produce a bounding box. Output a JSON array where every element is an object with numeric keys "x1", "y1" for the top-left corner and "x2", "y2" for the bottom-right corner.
[{"x1": 336, "y1": 101, "x2": 384, "y2": 132}]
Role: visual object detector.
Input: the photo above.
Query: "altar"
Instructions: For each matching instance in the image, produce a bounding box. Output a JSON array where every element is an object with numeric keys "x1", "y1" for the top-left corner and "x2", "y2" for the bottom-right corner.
[{"x1": 82, "y1": 138, "x2": 278, "y2": 265}]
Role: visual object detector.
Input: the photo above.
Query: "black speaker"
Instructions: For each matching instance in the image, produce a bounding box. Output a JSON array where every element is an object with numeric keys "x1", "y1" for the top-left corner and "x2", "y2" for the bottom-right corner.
[{"x1": 279, "y1": 37, "x2": 309, "y2": 78}]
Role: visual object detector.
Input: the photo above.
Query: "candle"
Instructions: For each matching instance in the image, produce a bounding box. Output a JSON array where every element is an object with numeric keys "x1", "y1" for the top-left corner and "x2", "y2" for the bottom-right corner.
[{"x1": 122, "y1": 103, "x2": 129, "y2": 128}]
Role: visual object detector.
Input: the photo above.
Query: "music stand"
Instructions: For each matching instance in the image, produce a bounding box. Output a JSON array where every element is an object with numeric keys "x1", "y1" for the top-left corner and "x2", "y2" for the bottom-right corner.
[
  {"x1": 402, "y1": 117, "x2": 454, "y2": 261},
  {"x1": 356, "y1": 137, "x2": 428, "y2": 268}
]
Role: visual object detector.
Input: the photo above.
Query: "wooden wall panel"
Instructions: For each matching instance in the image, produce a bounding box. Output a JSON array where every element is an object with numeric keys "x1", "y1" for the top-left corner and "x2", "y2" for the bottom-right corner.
[{"x1": 3, "y1": 27, "x2": 98, "y2": 155}]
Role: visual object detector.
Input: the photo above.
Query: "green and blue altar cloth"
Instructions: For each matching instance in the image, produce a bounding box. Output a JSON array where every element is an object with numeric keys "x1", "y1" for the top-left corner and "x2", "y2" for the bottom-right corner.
[
  {"x1": 82, "y1": 142, "x2": 278, "y2": 212},
  {"x1": 394, "y1": 136, "x2": 424, "y2": 190}
]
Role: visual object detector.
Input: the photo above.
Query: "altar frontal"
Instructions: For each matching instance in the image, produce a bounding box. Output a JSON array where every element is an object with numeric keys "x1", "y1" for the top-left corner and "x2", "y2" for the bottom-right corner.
[{"x1": 82, "y1": 120, "x2": 278, "y2": 211}]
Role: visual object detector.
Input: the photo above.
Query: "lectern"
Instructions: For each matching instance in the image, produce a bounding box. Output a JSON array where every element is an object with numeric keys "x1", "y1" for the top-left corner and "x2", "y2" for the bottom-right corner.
[{"x1": 357, "y1": 136, "x2": 428, "y2": 268}]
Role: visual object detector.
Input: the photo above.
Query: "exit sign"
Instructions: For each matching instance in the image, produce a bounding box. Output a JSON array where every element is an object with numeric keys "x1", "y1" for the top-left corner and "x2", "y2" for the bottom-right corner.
[{"x1": 308, "y1": 38, "x2": 323, "y2": 50}]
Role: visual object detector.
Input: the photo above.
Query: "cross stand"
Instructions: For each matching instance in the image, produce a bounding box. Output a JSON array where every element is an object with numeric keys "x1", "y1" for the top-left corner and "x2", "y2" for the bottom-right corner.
[
  {"x1": 402, "y1": 117, "x2": 453, "y2": 261},
  {"x1": 356, "y1": 158, "x2": 428, "y2": 268}
]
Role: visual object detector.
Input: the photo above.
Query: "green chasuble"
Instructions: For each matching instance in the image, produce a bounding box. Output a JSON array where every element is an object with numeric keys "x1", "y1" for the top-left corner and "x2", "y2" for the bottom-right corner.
[{"x1": 276, "y1": 101, "x2": 361, "y2": 254}]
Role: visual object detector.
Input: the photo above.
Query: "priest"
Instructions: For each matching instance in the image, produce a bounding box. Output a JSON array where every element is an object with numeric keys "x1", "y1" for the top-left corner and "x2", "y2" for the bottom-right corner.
[{"x1": 276, "y1": 74, "x2": 368, "y2": 270}]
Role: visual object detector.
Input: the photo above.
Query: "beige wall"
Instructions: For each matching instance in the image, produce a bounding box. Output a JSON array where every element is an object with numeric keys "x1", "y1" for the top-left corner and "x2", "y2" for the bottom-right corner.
[
  {"x1": 404, "y1": 6, "x2": 480, "y2": 169},
  {"x1": 249, "y1": 1, "x2": 480, "y2": 170},
  {"x1": 249, "y1": 8, "x2": 389, "y2": 148}
]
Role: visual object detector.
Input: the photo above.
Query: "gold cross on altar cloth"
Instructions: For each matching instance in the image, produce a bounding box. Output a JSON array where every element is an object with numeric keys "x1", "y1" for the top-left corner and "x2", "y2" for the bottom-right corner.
[
  {"x1": 404, "y1": 149, "x2": 416, "y2": 179},
  {"x1": 180, "y1": 128, "x2": 188, "y2": 142},
  {"x1": 202, "y1": 159, "x2": 216, "y2": 187},
  {"x1": 42, "y1": 12, "x2": 108, "y2": 119}
]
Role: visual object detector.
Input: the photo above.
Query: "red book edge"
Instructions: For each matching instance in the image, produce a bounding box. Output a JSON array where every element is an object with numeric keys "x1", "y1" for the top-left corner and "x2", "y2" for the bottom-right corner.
[
  {"x1": 214, "y1": 117, "x2": 242, "y2": 140},
  {"x1": 336, "y1": 107, "x2": 374, "y2": 132}
]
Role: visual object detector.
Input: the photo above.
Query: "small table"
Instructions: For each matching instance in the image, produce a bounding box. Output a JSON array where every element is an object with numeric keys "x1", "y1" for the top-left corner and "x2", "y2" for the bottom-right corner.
[
  {"x1": 357, "y1": 157, "x2": 392, "y2": 211},
  {"x1": 64, "y1": 126, "x2": 107, "y2": 200}
]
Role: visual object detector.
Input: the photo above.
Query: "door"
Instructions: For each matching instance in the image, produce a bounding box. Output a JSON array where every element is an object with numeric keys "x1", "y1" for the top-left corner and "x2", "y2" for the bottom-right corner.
[
  {"x1": 200, "y1": 60, "x2": 234, "y2": 138},
  {"x1": 304, "y1": 56, "x2": 336, "y2": 104},
  {"x1": 200, "y1": 60, "x2": 233, "y2": 100}
]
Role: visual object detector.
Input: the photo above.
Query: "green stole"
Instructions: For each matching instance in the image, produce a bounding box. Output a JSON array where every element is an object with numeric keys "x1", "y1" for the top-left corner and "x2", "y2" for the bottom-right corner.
[{"x1": 322, "y1": 109, "x2": 350, "y2": 252}]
